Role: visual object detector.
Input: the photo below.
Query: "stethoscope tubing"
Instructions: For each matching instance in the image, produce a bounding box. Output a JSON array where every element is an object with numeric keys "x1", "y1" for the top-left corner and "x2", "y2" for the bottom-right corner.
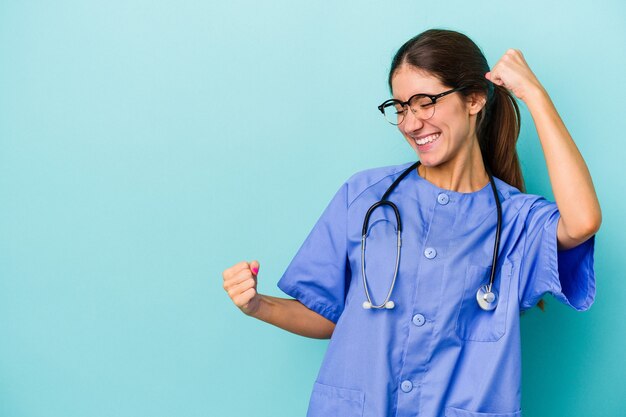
[
  {"x1": 360, "y1": 160, "x2": 503, "y2": 311},
  {"x1": 485, "y1": 163, "x2": 502, "y2": 294},
  {"x1": 360, "y1": 200, "x2": 402, "y2": 309}
]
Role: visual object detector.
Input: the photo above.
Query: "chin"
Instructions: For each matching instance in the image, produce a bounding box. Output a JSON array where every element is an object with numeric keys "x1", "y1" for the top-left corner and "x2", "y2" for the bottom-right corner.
[{"x1": 416, "y1": 155, "x2": 442, "y2": 167}]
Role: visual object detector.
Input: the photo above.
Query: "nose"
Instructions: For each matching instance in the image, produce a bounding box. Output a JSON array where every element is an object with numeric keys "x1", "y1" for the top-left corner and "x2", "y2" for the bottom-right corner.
[{"x1": 401, "y1": 107, "x2": 425, "y2": 132}]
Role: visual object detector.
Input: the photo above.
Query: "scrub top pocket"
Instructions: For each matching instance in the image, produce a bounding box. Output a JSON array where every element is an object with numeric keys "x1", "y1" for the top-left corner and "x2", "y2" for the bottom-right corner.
[
  {"x1": 307, "y1": 381, "x2": 364, "y2": 417},
  {"x1": 455, "y1": 260, "x2": 514, "y2": 342}
]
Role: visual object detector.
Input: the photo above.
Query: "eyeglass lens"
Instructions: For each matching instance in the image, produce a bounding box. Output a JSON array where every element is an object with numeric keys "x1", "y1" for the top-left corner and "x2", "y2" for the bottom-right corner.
[{"x1": 383, "y1": 95, "x2": 435, "y2": 125}]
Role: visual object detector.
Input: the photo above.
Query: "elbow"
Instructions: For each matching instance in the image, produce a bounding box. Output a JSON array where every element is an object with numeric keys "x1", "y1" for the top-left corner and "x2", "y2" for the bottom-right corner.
[
  {"x1": 323, "y1": 322, "x2": 336, "y2": 339},
  {"x1": 570, "y1": 215, "x2": 602, "y2": 241},
  {"x1": 557, "y1": 206, "x2": 601, "y2": 250},
  {"x1": 586, "y1": 208, "x2": 603, "y2": 236}
]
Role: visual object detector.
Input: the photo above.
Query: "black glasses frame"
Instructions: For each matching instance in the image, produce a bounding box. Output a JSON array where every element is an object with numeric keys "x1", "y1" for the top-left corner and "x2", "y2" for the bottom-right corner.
[{"x1": 377, "y1": 86, "x2": 467, "y2": 125}]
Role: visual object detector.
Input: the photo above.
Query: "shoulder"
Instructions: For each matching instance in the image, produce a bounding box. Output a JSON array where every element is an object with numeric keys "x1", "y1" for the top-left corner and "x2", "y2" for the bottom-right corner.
[
  {"x1": 497, "y1": 179, "x2": 557, "y2": 220},
  {"x1": 343, "y1": 161, "x2": 415, "y2": 206}
]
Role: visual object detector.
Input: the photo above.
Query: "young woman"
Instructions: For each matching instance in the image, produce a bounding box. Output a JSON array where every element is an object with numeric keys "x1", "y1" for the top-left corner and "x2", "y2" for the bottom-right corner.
[{"x1": 222, "y1": 28, "x2": 601, "y2": 417}]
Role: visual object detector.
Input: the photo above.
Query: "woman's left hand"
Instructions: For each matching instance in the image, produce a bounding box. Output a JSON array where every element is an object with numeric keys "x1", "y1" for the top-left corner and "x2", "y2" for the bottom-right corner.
[{"x1": 485, "y1": 49, "x2": 544, "y2": 102}]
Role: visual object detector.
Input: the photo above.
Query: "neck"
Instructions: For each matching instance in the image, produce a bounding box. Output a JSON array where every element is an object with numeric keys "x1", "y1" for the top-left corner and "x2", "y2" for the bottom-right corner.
[{"x1": 417, "y1": 140, "x2": 489, "y2": 193}]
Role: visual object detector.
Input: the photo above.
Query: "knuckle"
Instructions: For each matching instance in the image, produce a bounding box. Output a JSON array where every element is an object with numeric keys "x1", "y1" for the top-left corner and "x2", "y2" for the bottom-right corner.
[{"x1": 227, "y1": 261, "x2": 246, "y2": 277}]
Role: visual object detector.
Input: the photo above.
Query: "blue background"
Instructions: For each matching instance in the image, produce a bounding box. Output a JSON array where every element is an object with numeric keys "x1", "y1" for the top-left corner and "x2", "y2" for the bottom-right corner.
[{"x1": 1, "y1": 1, "x2": 624, "y2": 416}]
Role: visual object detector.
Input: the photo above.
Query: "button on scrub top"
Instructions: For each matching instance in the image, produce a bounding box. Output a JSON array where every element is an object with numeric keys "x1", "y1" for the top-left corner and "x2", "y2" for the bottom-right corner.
[{"x1": 277, "y1": 161, "x2": 596, "y2": 417}]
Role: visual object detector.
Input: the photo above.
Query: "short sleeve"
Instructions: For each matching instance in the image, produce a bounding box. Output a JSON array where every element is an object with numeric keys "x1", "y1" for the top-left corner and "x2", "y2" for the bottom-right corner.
[
  {"x1": 276, "y1": 182, "x2": 350, "y2": 323},
  {"x1": 518, "y1": 197, "x2": 596, "y2": 312}
]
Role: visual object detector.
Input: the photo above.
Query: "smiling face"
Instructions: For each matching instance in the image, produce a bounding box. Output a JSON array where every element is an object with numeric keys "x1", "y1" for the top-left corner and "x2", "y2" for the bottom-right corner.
[{"x1": 391, "y1": 64, "x2": 486, "y2": 170}]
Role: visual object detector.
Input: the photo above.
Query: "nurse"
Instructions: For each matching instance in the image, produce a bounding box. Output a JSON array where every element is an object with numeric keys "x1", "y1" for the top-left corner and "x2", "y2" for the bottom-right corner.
[{"x1": 222, "y1": 28, "x2": 601, "y2": 417}]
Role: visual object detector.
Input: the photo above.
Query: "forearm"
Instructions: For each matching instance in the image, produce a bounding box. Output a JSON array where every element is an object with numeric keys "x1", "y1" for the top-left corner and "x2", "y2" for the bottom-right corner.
[
  {"x1": 524, "y1": 86, "x2": 602, "y2": 238},
  {"x1": 250, "y1": 294, "x2": 336, "y2": 339}
]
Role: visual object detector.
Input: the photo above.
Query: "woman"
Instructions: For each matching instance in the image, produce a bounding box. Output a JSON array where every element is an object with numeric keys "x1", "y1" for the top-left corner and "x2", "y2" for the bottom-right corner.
[{"x1": 222, "y1": 29, "x2": 601, "y2": 417}]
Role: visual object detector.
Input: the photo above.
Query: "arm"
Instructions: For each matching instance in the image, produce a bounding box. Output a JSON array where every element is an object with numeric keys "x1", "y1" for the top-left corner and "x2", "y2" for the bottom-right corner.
[
  {"x1": 523, "y1": 86, "x2": 602, "y2": 250},
  {"x1": 223, "y1": 260, "x2": 336, "y2": 339},
  {"x1": 251, "y1": 295, "x2": 336, "y2": 339},
  {"x1": 486, "y1": 49, "x2": 602, "y2": 250}
]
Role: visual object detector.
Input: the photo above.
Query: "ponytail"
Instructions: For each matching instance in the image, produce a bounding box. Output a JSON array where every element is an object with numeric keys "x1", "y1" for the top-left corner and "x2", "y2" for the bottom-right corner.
[{"x1": 477, "y1": 84, "x2": 525, "y2": 193}]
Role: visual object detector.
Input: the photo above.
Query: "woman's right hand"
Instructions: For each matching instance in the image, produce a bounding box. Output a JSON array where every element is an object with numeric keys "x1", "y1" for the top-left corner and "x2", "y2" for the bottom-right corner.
[
  {"x1": 222, "y1": 260, "x2": 336, "y2": 338},
  {"x1": 222, "y1": 260, "x2": 262, "y2": 316}
]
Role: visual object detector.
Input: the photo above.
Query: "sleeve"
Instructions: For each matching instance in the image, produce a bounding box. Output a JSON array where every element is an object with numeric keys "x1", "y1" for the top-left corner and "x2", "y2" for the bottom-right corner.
[
  {"x1": 518, "y1": 197, "x2": 596, "y2": 312},
  {"x1": 276, "y1": 181, "x2": 350, "y2": 323}
]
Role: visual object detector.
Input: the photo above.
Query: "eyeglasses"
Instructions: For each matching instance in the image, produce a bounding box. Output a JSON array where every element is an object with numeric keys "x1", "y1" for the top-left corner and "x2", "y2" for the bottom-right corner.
[{"x1": 377, "y1": 86, "x2": 466, "y2": 125}]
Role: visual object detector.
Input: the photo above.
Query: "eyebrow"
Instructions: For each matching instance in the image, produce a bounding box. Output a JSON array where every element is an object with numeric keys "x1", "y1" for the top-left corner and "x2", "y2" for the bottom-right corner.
[{"x1": 392, "y1": 92, "x2": 433, "y2": 101}]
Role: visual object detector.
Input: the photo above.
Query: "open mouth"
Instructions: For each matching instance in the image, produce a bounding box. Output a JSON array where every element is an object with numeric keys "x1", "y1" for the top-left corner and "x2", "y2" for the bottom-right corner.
[{"x1": 414, "y1": 132, "x2": 441, "y2": 145}]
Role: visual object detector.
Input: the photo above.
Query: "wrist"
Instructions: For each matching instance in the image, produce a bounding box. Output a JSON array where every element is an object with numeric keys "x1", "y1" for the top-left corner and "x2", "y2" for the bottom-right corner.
[
  {"x1": 247, "y1": 293, "x2": 269, "y2": 320},
  {"x1": 521, "y1": 82, "x2": 549, "y2": 106}
]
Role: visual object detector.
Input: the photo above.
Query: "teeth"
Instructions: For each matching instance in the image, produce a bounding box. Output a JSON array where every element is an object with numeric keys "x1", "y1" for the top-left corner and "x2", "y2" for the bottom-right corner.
[{"x1": 414, "y1": 133, "x2": 440, "y2": 145}]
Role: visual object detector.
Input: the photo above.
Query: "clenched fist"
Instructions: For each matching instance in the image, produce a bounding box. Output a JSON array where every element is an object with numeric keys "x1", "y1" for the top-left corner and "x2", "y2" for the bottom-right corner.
[
  {"x1": 485, "y1": 48, "x2": 544, "y2": 103},
  {"x1": 222, "y1": 260, "x2": 262, "y2": 316}
]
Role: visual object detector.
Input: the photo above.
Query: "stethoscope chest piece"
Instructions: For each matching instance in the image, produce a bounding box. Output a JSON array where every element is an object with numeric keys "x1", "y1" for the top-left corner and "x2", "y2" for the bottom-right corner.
[{"x1": 476, "y1": 284, "x2": 498, "y2": 311}]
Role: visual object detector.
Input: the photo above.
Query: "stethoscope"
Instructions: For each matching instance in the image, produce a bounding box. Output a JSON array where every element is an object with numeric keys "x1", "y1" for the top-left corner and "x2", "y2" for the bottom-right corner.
[{"x1": 360, "y1": 160, "x2": 503, "y2": 312}]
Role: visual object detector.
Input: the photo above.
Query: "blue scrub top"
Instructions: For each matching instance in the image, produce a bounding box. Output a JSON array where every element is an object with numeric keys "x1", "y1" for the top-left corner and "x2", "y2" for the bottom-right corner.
[{"x1": 277, "y1": 161, "x2": 596, "y2": 417}]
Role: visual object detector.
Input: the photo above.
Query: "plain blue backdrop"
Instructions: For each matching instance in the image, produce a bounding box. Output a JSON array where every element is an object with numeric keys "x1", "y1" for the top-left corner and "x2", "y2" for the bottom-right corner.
[{"x1": 1, "y1": 1, "x2": 624, "y2": 416}]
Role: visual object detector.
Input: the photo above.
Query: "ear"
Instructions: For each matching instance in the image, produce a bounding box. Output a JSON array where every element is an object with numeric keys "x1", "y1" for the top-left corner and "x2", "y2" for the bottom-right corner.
[{"x1": 466, "y1": 92, "x2": 487, "y2": 116}]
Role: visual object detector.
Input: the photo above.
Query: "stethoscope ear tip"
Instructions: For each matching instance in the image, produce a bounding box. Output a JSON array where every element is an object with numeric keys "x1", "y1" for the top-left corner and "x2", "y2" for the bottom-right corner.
[{"x1": 362, "y1": 300, "x2": 395, "y2": 309}]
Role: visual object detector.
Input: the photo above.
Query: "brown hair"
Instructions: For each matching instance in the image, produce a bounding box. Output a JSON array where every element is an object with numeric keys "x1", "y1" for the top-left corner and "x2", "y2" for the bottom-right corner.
[
  {"x1": 388, "y1": 28, "x2": 546, "y2": 312},
  {"x1": 389, "y1": 29, "x2": 525, "y2": 192}
]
